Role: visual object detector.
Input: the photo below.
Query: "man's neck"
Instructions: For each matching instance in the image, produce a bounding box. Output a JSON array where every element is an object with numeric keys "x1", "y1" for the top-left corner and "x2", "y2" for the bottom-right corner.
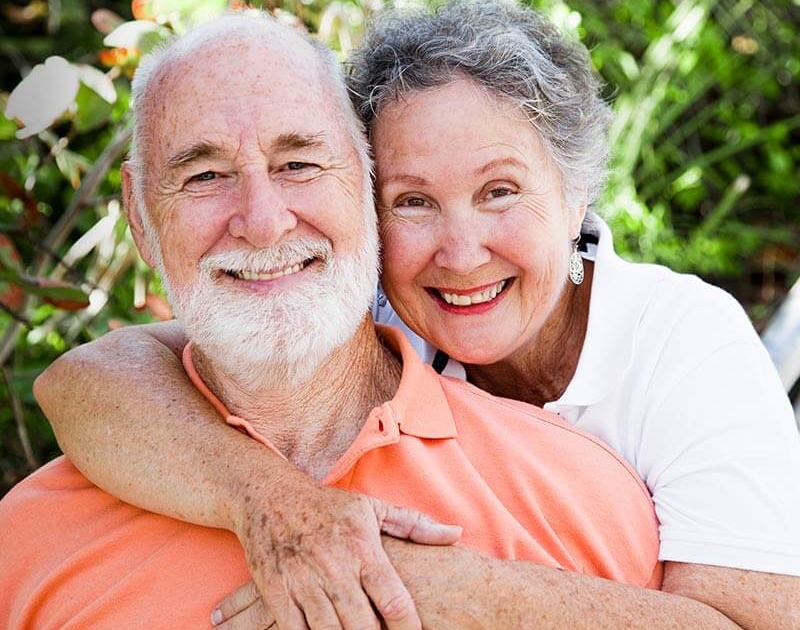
[{"x1": 192, "y1": 319, "x2": 402, "y2": 480}]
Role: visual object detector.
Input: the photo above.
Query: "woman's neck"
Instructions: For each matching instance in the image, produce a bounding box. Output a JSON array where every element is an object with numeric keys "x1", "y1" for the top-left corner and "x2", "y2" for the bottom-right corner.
[{"x1": 465, "y1": 262, "x2": 593, "y2": 408}]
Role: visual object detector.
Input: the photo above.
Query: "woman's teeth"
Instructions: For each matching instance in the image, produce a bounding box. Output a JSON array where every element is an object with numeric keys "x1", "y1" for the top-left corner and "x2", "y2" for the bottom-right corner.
[{"x1": 440, "y1": 279, "x2": 506, "y2": 306}]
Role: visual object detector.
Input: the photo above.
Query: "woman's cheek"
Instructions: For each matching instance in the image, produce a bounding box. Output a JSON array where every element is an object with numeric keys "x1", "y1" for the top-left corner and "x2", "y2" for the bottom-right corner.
[{"x1": 380, "y1": 216, "x2": 419, "y2": 265}]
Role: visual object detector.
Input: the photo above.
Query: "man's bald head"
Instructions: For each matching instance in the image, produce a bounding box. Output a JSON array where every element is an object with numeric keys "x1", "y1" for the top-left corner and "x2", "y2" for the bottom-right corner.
[{"x1": 126, "y1": 11, "x2": 370, "y2": 202}]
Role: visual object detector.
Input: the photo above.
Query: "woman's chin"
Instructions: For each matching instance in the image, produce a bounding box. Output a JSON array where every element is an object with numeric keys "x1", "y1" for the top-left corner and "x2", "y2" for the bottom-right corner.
[{"x1": 443, "y1": 345, "x2": 509, "y2": 367}]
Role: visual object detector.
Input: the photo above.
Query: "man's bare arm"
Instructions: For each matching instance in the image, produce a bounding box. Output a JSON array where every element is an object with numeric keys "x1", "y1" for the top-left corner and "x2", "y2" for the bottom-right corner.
[
  {"x1": 215, "y1": 542, "x2": 800, "y2": 630},
  {"x1": 33, "y1": 322, "x2": 461, "y2": 630}
]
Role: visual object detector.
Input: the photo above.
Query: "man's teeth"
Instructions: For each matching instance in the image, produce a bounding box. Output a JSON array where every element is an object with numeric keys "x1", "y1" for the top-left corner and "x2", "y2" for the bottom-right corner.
[
  {"x1": 235, "y1": 262, "x2": 304, "y2": 281},
  {"x1": 441, "y1": 280, "x2": 506, "y2": 306}
]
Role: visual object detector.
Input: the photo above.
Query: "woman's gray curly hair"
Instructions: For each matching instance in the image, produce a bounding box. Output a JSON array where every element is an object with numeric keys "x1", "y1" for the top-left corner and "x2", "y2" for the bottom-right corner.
[{"x1": 347, "y1": 0, "x2": 612, "y2": 211}]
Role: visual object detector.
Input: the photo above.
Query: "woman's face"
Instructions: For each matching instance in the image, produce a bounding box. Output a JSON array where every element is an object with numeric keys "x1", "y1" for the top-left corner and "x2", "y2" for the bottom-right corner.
[{"x1": 373, "y1": 78, "x2": 584, "y2": 365}]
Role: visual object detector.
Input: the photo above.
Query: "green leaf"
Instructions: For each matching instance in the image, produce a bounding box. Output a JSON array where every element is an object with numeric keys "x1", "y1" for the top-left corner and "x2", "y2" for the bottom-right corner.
[
  {"x1": 54, "y1": 148, "x2": 92, "y2": 189},
  {"x1": 0, "y1": 272, "x2": 90, "y2": 311},
  {"x1": 157, "y1": 0, "x2": 228, "y2": 32},
  {"x1": 0, "y1": 99, "x2": 17, "y2": 141},
  {"x1": 31, "y1": 280, "x2": 91, "y2": 311},
  {"x1": 103, "y1": 20, "x2": 170, "y2": 52},
  {"x1": 73, "y1": 82, "x2": 114, "y2": 133}
]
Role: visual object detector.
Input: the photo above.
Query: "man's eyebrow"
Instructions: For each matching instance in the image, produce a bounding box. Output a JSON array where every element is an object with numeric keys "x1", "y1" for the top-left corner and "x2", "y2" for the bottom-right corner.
[
  {"x1": 165, "y1": 142, "x2": 225, "y2": 170},
  {"x1": 271, "y1": 132, "x2": 329, "y2": 152}
]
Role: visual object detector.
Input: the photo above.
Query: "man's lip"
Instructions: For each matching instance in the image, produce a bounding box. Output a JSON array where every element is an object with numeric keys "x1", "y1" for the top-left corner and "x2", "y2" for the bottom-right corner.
[{"x1": 222, "y1": 257, "x2": 316, "y2": 281}]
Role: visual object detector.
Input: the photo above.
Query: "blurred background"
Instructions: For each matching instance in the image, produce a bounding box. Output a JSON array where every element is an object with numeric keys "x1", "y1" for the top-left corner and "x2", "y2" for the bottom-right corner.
[{"x1": 1, "y1": 0, "x2": 798, "y2": 495}]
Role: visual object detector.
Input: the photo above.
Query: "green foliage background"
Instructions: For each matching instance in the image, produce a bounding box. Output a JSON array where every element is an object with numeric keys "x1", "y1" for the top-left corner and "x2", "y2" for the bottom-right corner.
[{"x1": 1, "y1": 0, "x2": 798, "y2": 495}]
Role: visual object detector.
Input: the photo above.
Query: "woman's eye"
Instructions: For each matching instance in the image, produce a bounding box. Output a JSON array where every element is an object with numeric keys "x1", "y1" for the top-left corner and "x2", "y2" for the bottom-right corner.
[
  {"x1": 399, "y1": 196, "x2": 430, "y2": 207},
  {"x1": 481, "y1": 183, "x2": 520, "y2": 210},
  {"x1": 386, "y1": 195, "x2": 437, "y2": 221},
  {"x1": 489, "y1": 187, "x2": 515, "y2": 198}
]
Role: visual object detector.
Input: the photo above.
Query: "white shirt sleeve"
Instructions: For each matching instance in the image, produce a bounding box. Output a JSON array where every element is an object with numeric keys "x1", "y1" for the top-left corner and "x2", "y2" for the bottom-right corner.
[
  {"x1": 545, "y1": 216, "x2": 800, "y2": 575},
  {"x1": 635, "y1": 284, "x2": 800, "y2": 573}
]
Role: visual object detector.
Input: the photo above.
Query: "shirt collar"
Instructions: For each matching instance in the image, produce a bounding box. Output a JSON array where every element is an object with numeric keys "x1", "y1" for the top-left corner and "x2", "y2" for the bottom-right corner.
[
  {"x1": 550, "y1": 213, "x2": 661, "y2": 408},
  {"x1": 182, "y1": 344, "x2": 287, "y2": 458},
  {"x1": 375, "y1": 324, "x2": 458, "y2": 439},
  {"x1": 181, "y1": 324, "x2": 457, "y2": 456}
]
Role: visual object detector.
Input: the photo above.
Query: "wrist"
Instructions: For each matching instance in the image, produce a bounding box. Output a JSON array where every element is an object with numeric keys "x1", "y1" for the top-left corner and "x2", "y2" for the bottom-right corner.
[{"x1": 225, "y1": 455, "x2": 310, "y2": 538}]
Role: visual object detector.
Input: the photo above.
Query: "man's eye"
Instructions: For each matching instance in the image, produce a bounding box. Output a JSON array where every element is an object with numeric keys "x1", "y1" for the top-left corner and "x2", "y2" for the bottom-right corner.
[
  {"x1": 286, "y1": 162, "x2": 312, "y2": 171},
  {"x1": 189, "y1": 171, "x2": 216, "y2": 182}
]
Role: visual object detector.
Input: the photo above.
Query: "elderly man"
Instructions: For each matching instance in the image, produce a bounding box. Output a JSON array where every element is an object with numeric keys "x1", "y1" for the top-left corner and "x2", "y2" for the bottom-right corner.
[{"x1": 0, "y1": 12, "x2": 662, "y2": 629}]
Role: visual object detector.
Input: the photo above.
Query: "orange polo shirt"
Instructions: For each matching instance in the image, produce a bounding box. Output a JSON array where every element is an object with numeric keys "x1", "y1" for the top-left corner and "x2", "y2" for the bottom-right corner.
[{"x1": 0, "y1": 325, "x2": 661, "y2": 629}]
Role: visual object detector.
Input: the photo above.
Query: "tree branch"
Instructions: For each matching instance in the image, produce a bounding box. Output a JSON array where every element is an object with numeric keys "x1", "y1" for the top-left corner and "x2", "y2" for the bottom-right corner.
[
  {"x1": 2, "y1": 366, "x2": 38, "y2": 471},
  {"x1": 0, "y1": 121, "x2": 132, "y2": 369}
]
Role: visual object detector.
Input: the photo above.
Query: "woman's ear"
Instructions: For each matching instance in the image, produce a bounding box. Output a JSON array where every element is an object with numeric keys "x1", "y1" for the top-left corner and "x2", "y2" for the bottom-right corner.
[{"x1": 571, "y1": 191, "x2": 588, "y2": 240}]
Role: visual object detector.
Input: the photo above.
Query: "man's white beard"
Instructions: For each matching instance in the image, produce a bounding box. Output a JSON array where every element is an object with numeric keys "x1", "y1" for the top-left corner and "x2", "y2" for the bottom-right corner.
[{"x1": 160, "y1": 224, "x2": 379, "y2": 391}]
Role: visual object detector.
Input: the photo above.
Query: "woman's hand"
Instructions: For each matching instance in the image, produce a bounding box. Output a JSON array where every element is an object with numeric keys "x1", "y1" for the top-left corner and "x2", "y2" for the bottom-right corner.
[{"x1": 221, "y1": 477, "x2": 461, "y2": 630}]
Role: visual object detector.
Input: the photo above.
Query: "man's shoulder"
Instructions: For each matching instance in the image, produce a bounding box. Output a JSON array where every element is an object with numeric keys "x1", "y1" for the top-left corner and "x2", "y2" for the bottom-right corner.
[
  {"x1": 0, "y1": 458, "x2": 248, "y2": 630},
  {"x1": 1, "y1": 456, "x2": 90, "y2": 513},
  {"x1": 435, "y1": 375, "x2": 661, "y2": 586},
  {"x1": 438, "y1": 376, "x2": 649, "y2": 493},
  {"x1": 0, "y1": 456, "x2": 134, "y2": 563}
]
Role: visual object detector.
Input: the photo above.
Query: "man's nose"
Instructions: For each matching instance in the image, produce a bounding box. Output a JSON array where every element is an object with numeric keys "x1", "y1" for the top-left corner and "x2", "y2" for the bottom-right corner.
[
  {"x1": 433, "y1": 208, "x2": 492, "y2": 273},
  {"x1": 228, "y1": 173, "x2": 297, "y2": 247}
]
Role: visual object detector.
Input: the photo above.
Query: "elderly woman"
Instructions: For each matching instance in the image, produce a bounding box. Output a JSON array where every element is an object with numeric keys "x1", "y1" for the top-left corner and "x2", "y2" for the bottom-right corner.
[{"x1": 34, "y1": 1, "x2": 800, "y2": 629}]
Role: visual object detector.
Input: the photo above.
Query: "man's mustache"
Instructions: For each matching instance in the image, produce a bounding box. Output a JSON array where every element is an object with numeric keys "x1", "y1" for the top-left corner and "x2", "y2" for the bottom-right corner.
[{"x1": 199, "y1": 240, "x2": 334, "y2": 276}]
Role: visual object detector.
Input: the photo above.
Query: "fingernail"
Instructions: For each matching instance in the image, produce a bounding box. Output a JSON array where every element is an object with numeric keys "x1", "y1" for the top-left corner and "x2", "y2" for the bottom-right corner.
[{"x1": 211, "y1": 608, "x2": 223, "y2": 626}]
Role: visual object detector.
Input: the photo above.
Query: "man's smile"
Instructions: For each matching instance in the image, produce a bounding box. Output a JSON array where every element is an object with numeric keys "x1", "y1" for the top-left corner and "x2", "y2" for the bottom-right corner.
[{"x1": 224, "y1": 258, "x2": 315, "y2": 282}]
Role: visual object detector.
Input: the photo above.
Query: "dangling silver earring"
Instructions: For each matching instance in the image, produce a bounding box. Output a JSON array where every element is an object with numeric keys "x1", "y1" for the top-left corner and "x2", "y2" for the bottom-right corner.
[{"x1": 568, "y1": 237, "x2": 584, "y2": 285}]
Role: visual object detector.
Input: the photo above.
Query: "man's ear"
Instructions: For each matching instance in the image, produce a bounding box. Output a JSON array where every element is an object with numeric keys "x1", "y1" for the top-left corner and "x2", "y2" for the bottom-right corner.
[{"x1": 121, "y1": 161, "x2": 158, "y2": 268}]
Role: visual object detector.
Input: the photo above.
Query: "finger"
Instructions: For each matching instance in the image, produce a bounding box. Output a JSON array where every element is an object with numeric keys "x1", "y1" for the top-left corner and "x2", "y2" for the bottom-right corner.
[
  {"x1": 275, "y1": 555, "x2": 347, "y2": 630},
  {"x1": 296, "y1": 580, "x2": 356, "y2": 630},
  {"x1": 373, "y1": 500, "x2": 462, "y2": 545},
  {"x1": 213, "y1": 598, "x2": 275, "y2": 630},
  {"x1": 321, "y1": 574, "x2": 380, "y2": 630},
  {"x1": 360, "y1": 553, "x2": 420, "y2": 630},
  {"x1": 213, "y1": 580, "x2": 261, "y2": 625},
  {"x1": 261, "y1": 580, "x2": 310, "y2": 630}
]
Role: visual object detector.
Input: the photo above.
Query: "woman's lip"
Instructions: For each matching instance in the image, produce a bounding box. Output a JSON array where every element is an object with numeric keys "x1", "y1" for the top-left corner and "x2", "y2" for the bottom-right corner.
[
  {"x1": 432, "y1": 280, "x2": 509, "y2": 295},
  {"x1": 426, "y1": 278, "x2": 514, "y2": 312}
]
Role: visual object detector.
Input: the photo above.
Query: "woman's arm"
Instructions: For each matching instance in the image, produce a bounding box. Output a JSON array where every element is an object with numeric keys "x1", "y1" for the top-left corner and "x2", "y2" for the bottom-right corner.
[
  {"x1": 33, "y1": 321, "x2": 460, "y2": 630},
  {"x1": 216, "y1": 542, "x2": 800, "y2": 630}
]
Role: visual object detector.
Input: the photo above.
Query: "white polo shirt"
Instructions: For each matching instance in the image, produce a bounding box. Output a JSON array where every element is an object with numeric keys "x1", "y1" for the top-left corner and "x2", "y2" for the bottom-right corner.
[{"x1": 373, "y1": 212, "x2": 800, "y2": 575}]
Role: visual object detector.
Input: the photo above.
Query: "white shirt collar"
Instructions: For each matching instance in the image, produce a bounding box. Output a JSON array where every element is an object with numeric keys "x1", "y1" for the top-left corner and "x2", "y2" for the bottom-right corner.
[{"x1": 549, "y1": 213, "x2": 662, "y2": 408}]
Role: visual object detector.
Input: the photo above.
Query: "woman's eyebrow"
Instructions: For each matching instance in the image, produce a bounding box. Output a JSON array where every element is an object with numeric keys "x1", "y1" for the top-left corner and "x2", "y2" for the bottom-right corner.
[{"x1": 473, "y1": 156, "x2": 526, "y2": 176}]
